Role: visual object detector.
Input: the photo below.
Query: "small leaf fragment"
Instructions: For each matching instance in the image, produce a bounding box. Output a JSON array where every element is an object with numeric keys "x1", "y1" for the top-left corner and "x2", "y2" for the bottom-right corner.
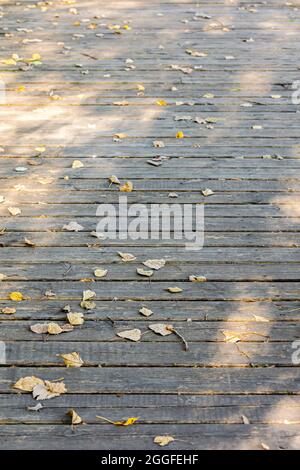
[
  {"x1": 139, "y1": 307, "x2": 153, "y2": 317},
  {"x1": 149, "y1": 323, "x2": 173, "y2": 336},
  {"x1": 82, "y1": 290, "x2": 96, "y2": 301},
  {"x1": 118, "y1": 252, "x2": 136, "y2": 262},
  {"x1": 94, "y1": 268, "x2": 108, "y2": 278},
  {"x1": 63, "y1": 221, "x2": 84, "y2": 232},
  {"x1": 60, "y1": 352, "x2": 84, "y2": 368},
  {"x1": 8, "y1": 207, "x2": 21, "y2": 216},
  {"x1": 119, "y1": 181, "x2": 133, "y2": 192},
  {"x1": 67, "y1": 312, "x2": 84, "y2": 326},
  {"x1": 14, "y1": 376, "x2": 44, "y2": 392},
  {"x1": 143, "y1": 259, "x2": 165, "y2": 270},
  {"x1": 154, "y1": 435, "x2": 175, "y2": 447},
  {"x1": 137, "y1": 268, "x2": 153, "y2": 277},
  {"x1": 167, "y1": 287, "x2": 182, "y2": 293},
  {"x1": 72, "y1": 160, "x2": 84, "y2": 169},
  {"x1": 189, "y1": 275, "x2": 207, "y2": 282},
  {"x1": 68, "y1": 409, "x2": 83, "y2": 425}
]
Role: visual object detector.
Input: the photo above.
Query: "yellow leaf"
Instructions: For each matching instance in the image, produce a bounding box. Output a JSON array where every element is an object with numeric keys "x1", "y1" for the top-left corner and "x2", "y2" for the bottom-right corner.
[
  {"x1": 114, "y1": 417, "x2": 139, "y2": 426},
  {"x1": 13, "y1": 376, "x2": 44, "y2": 392},
  {"x1": 47, "y1": 322, "x2": 63, "y2": 335},
  {"x1": 67, "y1": 312, "x2": 84, "y2": 325},
  {"x1": 156, "y1": 99, "x2": 167, "y2": 106},
  {"x1": 9, "y1": 291, "x2": 23, "y2": 301},
  {"x1": 72, "y1": 160, "x2": 84, "y2": 169},
  {"x1": 120, "y1": 181, "x2": 133, "y2": 192},
  {"x1": 176, "y1": 131, "x2": 184, "y2": 138},
  {"x1": 31, "y1": 53, "x2": 41, "y2": 61},
  {"x1": 222, "y1": 330, "x2": 241, "y2": 343},
  {"x1": 154, "y1": 435, "x2": 175, "y2": 446},
  {"x1": 2, "y1": 58, "x2": 17, "y2": 65},
  {"x1": 114, "y1": 133, "x2": 127, "y2": 139},
  {"x1": 60, "y1": 352, "x2": 84, "y2": 368},
  {"x1": 17, "y1": 86, "x2": 26, "y2": 93},
  {"x1": 8, "y1": 207, "x2": 21, "y2": 216},
  {"x1": 167, "y1": 287, "x2": 182, "y2": 293}
]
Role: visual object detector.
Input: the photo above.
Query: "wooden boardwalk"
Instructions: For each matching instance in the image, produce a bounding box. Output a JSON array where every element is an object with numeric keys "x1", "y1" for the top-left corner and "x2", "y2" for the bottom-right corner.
[{"x1": 0, "y1": 0, "x2": 300, "y2": 450}]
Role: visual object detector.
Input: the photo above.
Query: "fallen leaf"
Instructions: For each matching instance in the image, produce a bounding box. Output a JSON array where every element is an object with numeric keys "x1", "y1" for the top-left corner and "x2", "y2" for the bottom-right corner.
[
  {"x1": 189, "y1": 275, "x2": 207, "y2": 282},
  {"x1": 24, "y1": 237, "x2": 36, "y2": 247},
  {"x1": 114, "y1": 417, "x2": 139, "y2": 426},
  {"x1": 82, "y1": 289, "x2": 96, "y2": 301},
  {"x1": 13, "y1": 376, "x2": 44, "y2": 392},
  {"x1": 63, "y1": 221, "x2": 84, "y2": 232},
  {"x1": 176, "y1": 131, "x2": 184, "y2": 138},
  {"x1": 72, "y1": 160, "x2": 84, "y2": 169},
  {"x1": 119, "y1": 181, "x2": 133, "y2": 192},
  {"x1": 118, "y1": 252, "x2": 136, "y2": 262},
  {"x1": 1, "y1": 307, "x2": 16, "y2": 315},
  {"x1": 47, "y1": 322, "x2": 74, "y2": 335},
  {"x1": 114, "y1": 133, "x2": 127, "y2": 139},
  {"x1": 137, "y1": 268, "x2": 153, "y2": 277},
  {"x1": 143, "y1": 259, "x2": 165, "y2": 270},
  {"x1": 242, "y1": 415, "x2": 250, "y2": 424},
  {"x1": 80, "y1": 300, "x2": 96, "y2": 310},
  {"x1": 9, "y1": 291, "x2": 24, "y2": 301},
  {"x1": 156, "y1": 99, "x2": 167, "y2": 106},
  {"x1": 0, "y1": 273, "x2": 6, "y2": 281},
  {"x1": 60, "y1": 352, "x2": 84, "y2": 368},
  {"x1": 27, "y1": 403, "x2": 43, "y2": 412},
  {"x1": 109, "y1": 175, "x2": 120, "y2": 185},
  {"x1": 94, "y1": 268, "x2": 108, "y2": 278},
  {"x1": 30, "y1": 323, "x2": 48, "y2": 334},
  {"x1": 149, "y1": 323, "x2": 173, "y2": 336},
  {"x1": 167, "y1": 287, "x2": 183, "y2": 293},
  {"x1": 68, "y1": 409, "x2": 83, "y2": 425},
  {"x1": 153, "y1": 140, "x2": 165, "y2": 148},
  {"x1": 139, "y1": 307, "x2": 153, "y2": 317},
  {"x1": 113, "y1": 100, "x2": 129, "y2": 106},
  {"x1": 117, "y1": 329, "x2": 142, "y2": 342},
  {"x1": 154, "y1": 435, "x2": 175, "y2": 446},
  {"x1": 261, "y1": 442, "x2": 270, "y2": 450},
  {"x1": 202, "y1": 188, "x2": 214, "y2": 196},
  {"x1": 186, "y1": 49, "x2": 207, "y2": 57},
  {"x1": 32, "y1": 380, "x2": 67, "y2": 400},
  {"x1": 67, "y1": 312, "x2": 84, "y2": 325},
  {"x1": 8, "y1": 207, "x2": 21, "y2": 216},
  {"x1": 253, "y1": 314, "x2": 269, "y2": 322}
]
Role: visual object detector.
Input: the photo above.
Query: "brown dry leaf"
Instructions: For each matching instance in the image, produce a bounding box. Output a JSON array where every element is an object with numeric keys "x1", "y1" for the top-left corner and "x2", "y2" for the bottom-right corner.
[
  {"x1": 68, "y1": 409, "x2": 83, "y2": 425},
  {"x1": 72, "y1": 159, "x2": 84, "y2": 169},
  {"x1": 109, "y1": 175, "x2": 120, "y2": 185},
  {"x1": 143, "y1": 259, "x2": 165, "y2": 270},
  {"x1": 222, "y1": 330, "x2": 241, "y2": 343},
  {"x1": 94, "y1": 268, "x2": 108, "y2": 278},
  {"x1": 139, "y1": 307, "x2": 153, "y2": 317},
  {"x1": 82, "y1": 289, "x2": 96, "y2": 301},
  {"x1": 118, "y1": 252, "x2": 136, "y2": 262},
  {"x1": 149, "y1": 323, "x2": 173, "y2": 336},
  {"x1": 9, "y1": 291, "x2": 24, "y2": 301},
  {"x1": 1, "y1": 307, "x2": 16, "y2": 315},
  {"x1": 8, "y1": 207, "x2": 21, "y2": 216},
  {"x1": 189, "y1": 275, "x2": 207, "y2": 282},
  {"x1": 0, "y1": 273, "x2": 7, "y2": 281},
  {"x1": 154, "y1": 435, "x2": 175, "y2": 447},
  {"x1": 13, "y1": 376, "x2": 44, "y2": 392},
  {"x1": 33, "y1": 380, "x2": 67, "y2": 400},
  {"x1": 117, "y1": 329, "x2": 141, "y2": 342},
  {"x1": 67, "y1": 312, "x2": 84, "y2": 325},
  {"x1": 60, "y1": 352, "x2": 84, "y2": 368},
  {"x1": 119, "y1": 181, "x2": 133, "y2": 192},
  {"x1": 136, "y1": 268, "x2": 153, "y2": 277},
  {"x1": 167, "y1": 287, "x2": 183, "y2": 293}
]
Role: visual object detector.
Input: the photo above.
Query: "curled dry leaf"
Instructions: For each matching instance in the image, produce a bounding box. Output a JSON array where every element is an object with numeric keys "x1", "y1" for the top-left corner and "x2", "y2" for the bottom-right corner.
[
  {"x1": 67, "y1": 312, "x2": 84, "y2": 325},
  {"x1": 94, "y1": 268, "x2": 108, "y2": 278},
  {"x1": 0, "y1": 273, "x2": 7, "y2": 281},
  {"x1": 119, "y1": 181, "x2": 133, "y2": 192},
  {"x1": 68, "y1": 409, "x2": 83, "y2": 425},
  {"x1": 117, "y1": 329, "x2": 142, "y2": 342},
  {"x1": 82, "y1": 290, "x2": 96, "y2": 301},
  {"x1": 154, "y1": 435, "x2": 175, "y2": 447},
  {"x1": 8, "y1": 207, "x2": 21, "y2": 216},
  {"x1": 189, "y1": 275, "x2": 207, "y2": 282},
  {"x1": 14, "y1": 376, "x2": 44, "y2": 392},
  {"x1": 136, "y1": 268, "x2": 153, "y2": 277},
  {"x1": 60, "y1": 352, "x2": 84, "y2": 368},
  {"x1": 167, "y1": 287, "x2": 183, "y2": 293},
  {"x1": 143, "y1": 259, "x2": 165, "y2": 270},
  {"x1": 72, "y1": 160, "x2": 84, "y2": 169},
  {"x1": 109, "y1": 175, "x2": 120, "y2": 185},
  {"x1": 27, "y1": 403, "x2": 43, "y2": 412},
  {"x1": 149, "y1": 323, "x2": 173, "y2": 336},
  {"x1": 139, "y1": 307, "x2": 153, "y2": 317},
  {"x1": 114, "y1": 133, "x2": 127, "y2": 140},
  {"x1": 118, "y1": 252, "x2": 136, "y2": 262},
  {"x1": 24, "y1": 237, "x2": 35, "y2": 247},
  {"x1": 47, "y1": 322, "x2": 74, "y2": 335},
  {"x1": 33, "y1": 380, "x2": 67, "y2": 400},
  {"x1": 63, "y1": 221, "x2": 84, "y2": 232},
  {"x1": 9, "y1": 291, "x2": 24, "y2": 301}
]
